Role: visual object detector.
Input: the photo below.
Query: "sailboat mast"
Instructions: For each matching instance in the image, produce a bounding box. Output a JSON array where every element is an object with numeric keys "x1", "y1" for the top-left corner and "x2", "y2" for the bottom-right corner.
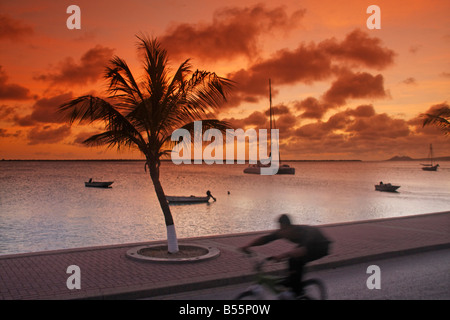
[
  {"x1": 429, "y1": 144, "x2": 433, "y2": 166},
  {"x1": 269, "y1": 79, "x2": 273, "y2": 131}
]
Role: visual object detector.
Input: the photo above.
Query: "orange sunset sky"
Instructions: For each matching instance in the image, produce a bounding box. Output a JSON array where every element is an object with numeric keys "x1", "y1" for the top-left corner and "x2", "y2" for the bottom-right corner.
[{"x1": 0, "y1": 0, "x2": 449, "y2": 160}]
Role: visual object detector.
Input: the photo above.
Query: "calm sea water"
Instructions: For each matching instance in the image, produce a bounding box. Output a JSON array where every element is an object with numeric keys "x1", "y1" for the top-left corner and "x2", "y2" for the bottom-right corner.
[{"x1": 0, "y1": 160, "x2": 449, "y2": 255}]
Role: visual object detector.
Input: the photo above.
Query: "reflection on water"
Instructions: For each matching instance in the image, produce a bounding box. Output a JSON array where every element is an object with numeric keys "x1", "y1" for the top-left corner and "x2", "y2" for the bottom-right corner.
[{"x1": 0, "y1": 160, "x2": 449, "y2": 255}]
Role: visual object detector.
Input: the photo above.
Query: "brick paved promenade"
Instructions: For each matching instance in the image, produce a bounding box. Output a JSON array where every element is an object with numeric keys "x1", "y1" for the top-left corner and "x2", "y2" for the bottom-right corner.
[{"x1": 0, "y1": 211, "x2": 449, "y2": 300}]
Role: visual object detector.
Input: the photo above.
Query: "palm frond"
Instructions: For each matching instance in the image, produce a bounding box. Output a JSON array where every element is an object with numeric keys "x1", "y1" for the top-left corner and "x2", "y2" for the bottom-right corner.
[
  {"x1": 161, "y1": 119, "x2": 232, "y2": 151},
  {"x1": 422, "y1": 106, "x2": 450, "y2": 135},
  {"x1": 136, "y1": 35, "x2": 169, "y2": 101},
  {"x1": 59, "y1": 36, "x2": 234, "y2": 162},
  {"x1": 105, "y1": 56, "x2": 144, "y2": 107},
  {"x1": 83, "y1": 130, "x2": 143, "y2": 152},
  {"x1": 59, "y1": 95, "x2": 146, "y2": 149},
  {"x1": 184, "y1": 70, "x2": 234, "y2": 113}
]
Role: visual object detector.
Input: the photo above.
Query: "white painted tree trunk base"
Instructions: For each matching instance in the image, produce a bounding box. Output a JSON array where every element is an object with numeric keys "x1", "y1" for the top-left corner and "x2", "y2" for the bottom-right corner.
[{"x1": 167, "y1": 224, "x2": 179, "y2": 253}]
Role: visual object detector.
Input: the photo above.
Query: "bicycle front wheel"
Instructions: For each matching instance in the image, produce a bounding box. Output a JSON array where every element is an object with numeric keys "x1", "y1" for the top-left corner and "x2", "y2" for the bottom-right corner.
[{"x1": 235, "y1": 289, "x2": 256, "y2": 300}]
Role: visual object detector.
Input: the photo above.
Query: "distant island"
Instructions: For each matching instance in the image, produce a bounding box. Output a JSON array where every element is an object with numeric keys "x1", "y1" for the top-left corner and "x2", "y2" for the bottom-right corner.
[{"x1": 387, "y1": 155, "x2": 450, "y2": 161}]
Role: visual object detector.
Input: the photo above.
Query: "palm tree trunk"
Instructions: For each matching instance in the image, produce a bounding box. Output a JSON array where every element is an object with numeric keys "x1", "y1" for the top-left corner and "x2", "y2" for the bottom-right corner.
[{"x1": 148, "y1": 160, "x2": 179, "y2": 253}]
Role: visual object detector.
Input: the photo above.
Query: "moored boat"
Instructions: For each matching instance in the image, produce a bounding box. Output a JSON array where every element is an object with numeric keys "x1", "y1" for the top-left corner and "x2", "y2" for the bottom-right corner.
[
  {"x1": 243, "y1": 163, "x2": 295, "y2": 175},
  {"x1": 421, "y1": 144, "x2": 439, "y2": 171},
  {"x1": 166, "y1": 191, "x2": 216, "y2": 204},
  {"x1": 85, "y1": 178, "x2": 113, "y2": 188},
  {"x1": 375, "y1": 182, "x2": 400, "y2": 192},
  {"x1": 243, "y1": 79, "x2": 295, "y2": 175}
]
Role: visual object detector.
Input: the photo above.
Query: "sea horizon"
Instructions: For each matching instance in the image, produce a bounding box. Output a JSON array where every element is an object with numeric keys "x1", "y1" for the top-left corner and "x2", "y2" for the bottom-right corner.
[{"x1": 1, "y1": 160, "x2": 449, "y2": 255}]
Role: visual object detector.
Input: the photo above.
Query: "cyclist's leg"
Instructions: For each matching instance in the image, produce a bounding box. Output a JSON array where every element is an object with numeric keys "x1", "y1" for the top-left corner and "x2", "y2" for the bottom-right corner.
[{"x1": 287, "y1": 257, "x2": 306, "y2": 295}]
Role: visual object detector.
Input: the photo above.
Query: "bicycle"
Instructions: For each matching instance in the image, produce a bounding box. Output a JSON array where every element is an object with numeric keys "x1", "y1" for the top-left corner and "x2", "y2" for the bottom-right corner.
[{"x1": 235, "y1": 252, "x2": 327, "y2": 300}]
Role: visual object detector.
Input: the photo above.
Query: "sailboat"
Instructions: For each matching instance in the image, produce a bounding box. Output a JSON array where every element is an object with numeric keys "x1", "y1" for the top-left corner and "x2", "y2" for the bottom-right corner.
[
  {"x1": 243, "y1": 79, "x2": 295, "y2": 175},
  {"x1": 421, "y1": 144, "x2": 439, "y2": 171}
]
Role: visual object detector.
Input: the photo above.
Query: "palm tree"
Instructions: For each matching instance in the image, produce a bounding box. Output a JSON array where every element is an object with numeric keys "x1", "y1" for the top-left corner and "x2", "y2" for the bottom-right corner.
[
  {"x1": 422, "y1": 105, "x2": 450, "y2": 135},
  {"x1": 59, "y1": 36, "x2": 233, "y2": 253}
]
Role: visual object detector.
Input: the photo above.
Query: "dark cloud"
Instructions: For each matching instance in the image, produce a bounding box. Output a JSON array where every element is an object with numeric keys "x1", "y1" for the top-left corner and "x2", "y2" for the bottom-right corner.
[
  {"x1": 318, "y1": 29, "x2": 396, "y2": 70},
  {"x1": 291, "y1": 71, "x2": 386, "y2": 120},
  {"x1": 225, "y1": 29, "x2": 394, "y2": 108},
  {"x1": 27, "y1": 124, "x2": 71, "y2": 145},
  {"x1": 223, "y1": 110, "x2": 268, "y2": 130},
  {"x1": 0, "y1": 14, "x2": 33, "y2": 41},
  {"x1": 323, "y1": 71, "x2": 387, "y2": 106},
  {"x1": 161, "y1": 4, "x2": 305, "y2": 61},
  {"x1": 35, "y1": 45, "x2": 114, "y2": 86},
  {"x1": 267, "y1": 104, "x2": 291, "y2": 116},
  {"x1": 0, "y1": 66, "x2": 32, "y2": 100},
  {"x1": 14, "y1": 92, "x2": 73, "y2": 126},
  {"x1": 346, "y1": 113, "x2": 410, "y2": 139},
  {"x1": 290, "y1": 104, "x2": 412, "y2": 158},
  {"x1": 294, "y1": 97, "x2": 331, "y2": 119},
  {"x1": 0, "y1": 128, "x2": 21, "y2": 138},
  {"x1": 228, "y1": 43, "x2": 332, "y2": 103},
  {"x1": 402, "y1": 77, "x2": 416, "y2": 85},
  {"x1": 0, "y1": 104, "x2": 17, "y2": 121}
]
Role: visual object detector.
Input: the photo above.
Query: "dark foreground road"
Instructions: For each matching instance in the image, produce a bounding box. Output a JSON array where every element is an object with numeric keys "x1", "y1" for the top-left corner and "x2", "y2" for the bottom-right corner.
[{"x1": 150, "y1": 248, "x2": 450, "y2": 300}]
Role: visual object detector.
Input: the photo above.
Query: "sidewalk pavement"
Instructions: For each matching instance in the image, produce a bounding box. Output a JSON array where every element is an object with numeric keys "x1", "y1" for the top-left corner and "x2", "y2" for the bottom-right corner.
[{"x1": 0, "y1": 211, "x2": 449, "y2": 300}]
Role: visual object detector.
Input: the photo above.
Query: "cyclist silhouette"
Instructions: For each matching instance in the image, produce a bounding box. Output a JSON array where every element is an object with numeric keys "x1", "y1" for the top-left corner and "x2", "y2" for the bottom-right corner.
[{"x1": 241, "y1": 214, "x2": 331, "y2": 296}]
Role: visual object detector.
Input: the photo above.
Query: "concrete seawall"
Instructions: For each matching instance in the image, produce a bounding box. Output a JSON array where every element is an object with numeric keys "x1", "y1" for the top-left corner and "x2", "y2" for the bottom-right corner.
[{"x1": 0, "y1": 211, "x2": 448, "y2": 300}]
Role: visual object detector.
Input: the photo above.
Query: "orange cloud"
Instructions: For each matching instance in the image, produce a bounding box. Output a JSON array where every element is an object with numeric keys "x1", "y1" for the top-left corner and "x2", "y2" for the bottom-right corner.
[
  {"x1": 161, "y1": 4, "x2": 305, "y2": 61},
  {"x1": 14, "y1": 92, "x2": 74, "y2": 126},
  {"x1": 225, "y1": 29, "x2": 395, "y2": 108},
  {"x1": 35, "y1": 45, "x2": 114, "y2": 86},
  {"x1": 318, "y1": 29, "x2": 396, "y2": 70},
  {"x1": 27, "y1": 124, "x2": 71, "y2": 145},
  {"x1": 323, "y1": 71, "x2": 387, "y2": 106},
  {"x1": 0, "y1": 66, "x2": 32, "y2": 100},
  {"x1": 294, "y1": 97, "x2": 331, "y2": 119},
  {"x1": 0, "y1": 14, "x2": 33, "y2": 41}
]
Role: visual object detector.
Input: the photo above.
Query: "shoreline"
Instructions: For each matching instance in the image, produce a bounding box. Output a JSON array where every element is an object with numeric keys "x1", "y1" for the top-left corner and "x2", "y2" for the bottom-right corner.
[
  {"x1": 0, "y1": 210, "x2": 448, "y2": 300},
  {"x1": 1, "y1": 210, "x2": 448, "y2": 259}
]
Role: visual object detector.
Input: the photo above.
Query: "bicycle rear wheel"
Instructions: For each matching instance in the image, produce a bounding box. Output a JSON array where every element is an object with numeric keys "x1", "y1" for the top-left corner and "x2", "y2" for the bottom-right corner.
[{"x1": 300, "y1": 278, "x2": 327, "y2": 300}]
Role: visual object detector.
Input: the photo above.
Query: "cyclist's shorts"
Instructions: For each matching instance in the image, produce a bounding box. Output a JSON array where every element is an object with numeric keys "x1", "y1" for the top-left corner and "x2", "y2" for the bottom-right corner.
[{"x1": 305, "y1": 241, "x2": 330, "y2": 262}]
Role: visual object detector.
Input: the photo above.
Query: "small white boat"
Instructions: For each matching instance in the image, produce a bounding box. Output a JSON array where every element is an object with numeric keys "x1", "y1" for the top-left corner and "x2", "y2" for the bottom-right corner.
[
  {"x1": 166, "y1": 191, "x2": 216, "y2": 204},
  {"x1": 375, "y1": 182, "x2": 400, "y2": 192},
  {"x1": 85, "y1": 178, "x2": 113, "y2": 188}
]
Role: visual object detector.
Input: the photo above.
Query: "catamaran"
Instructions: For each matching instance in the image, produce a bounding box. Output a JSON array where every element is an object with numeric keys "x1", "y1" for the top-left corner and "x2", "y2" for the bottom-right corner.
[{"x1": 243, "y1": 79, "x2": 295, "y2": 175}]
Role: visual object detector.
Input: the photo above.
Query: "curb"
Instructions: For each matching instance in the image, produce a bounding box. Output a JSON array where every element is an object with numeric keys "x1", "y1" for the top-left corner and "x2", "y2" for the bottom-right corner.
[
  {"x1": 76, "y1": 243, "x2": 450, "y2": 300},
  {"x1": 125, "y1": 244, "x2": 221, "y2": 263}
]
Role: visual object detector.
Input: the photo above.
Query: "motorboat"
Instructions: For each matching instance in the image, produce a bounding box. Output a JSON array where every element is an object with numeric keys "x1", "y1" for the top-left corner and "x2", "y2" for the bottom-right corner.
[
  {"x1": 375, "y1": 182, "x2": 400, "y2": 192},
  {"x1": 85, "y1": 178, "x2": 114, "y2": 188},
  {"x1": 166, "y1": 191, "x2": 216, "y2": 204}
]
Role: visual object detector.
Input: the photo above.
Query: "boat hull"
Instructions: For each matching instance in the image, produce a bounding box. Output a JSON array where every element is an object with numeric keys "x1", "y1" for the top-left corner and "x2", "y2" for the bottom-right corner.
[
  {"x1": 243, "y1": 164, "x2": 295, "y2": 175},
  {"x1": 421, "y1": 165, "x2": 439, "y2": 171},
  {"x1": 375, "y1": 184, "x2": 400, "y2": 192},
  {"x1": 166, "y1": 196, "x2": 210, "y2": 204},
  {"x1": 85, "y1": 181, "x2": 114, "y2": 188}
]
